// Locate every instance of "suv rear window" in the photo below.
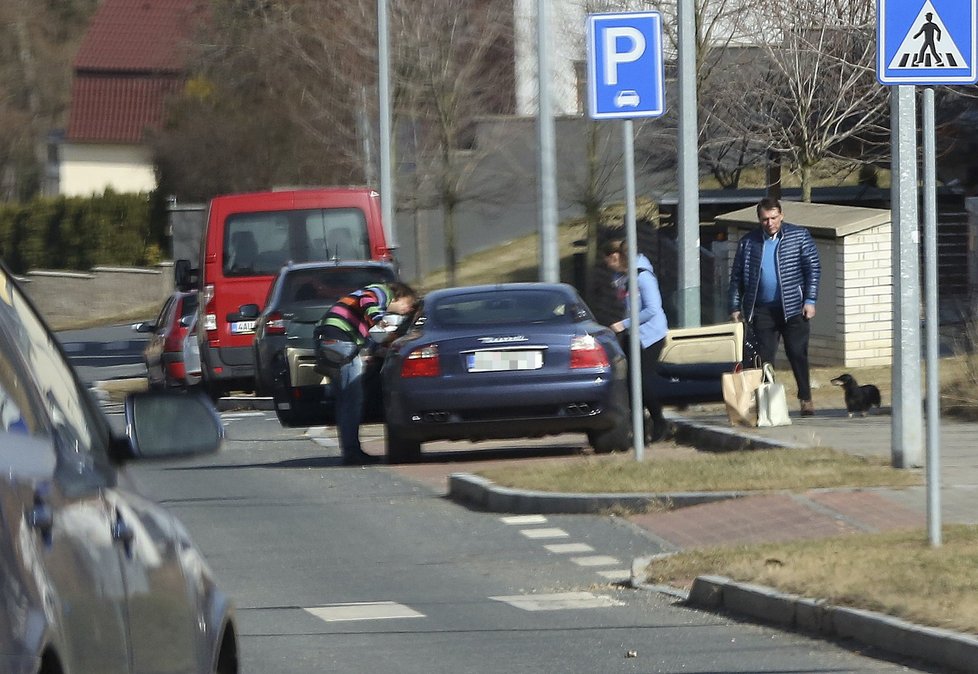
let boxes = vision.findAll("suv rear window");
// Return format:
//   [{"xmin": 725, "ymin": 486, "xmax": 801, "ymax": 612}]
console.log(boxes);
[
  {"xmin": 281, "ymin": 267, "xmax": 396, "ymax": 307},
  {"xmin": 223, "ymin": 208, "xmax": 370, "ymax": 277}
]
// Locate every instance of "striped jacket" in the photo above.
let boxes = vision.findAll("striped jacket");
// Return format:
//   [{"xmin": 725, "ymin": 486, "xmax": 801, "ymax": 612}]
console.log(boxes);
[
  {"xmin": 318, "ymin": 283, "xmax": 393, "ymax": 346},
  {"xmin": 728, "ymin": 223, "xmax": 820, "ymax": 321}
]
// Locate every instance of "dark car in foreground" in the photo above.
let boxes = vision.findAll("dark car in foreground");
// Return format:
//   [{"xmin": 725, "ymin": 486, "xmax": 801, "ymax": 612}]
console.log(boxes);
[
  {"xmin": 252, "ymin": 260, "xmax": 397, "ymax": 426},
  {"xmin": 380, "ymin": 283, "xmax": 632, "ymax": 462},
  {"xmin": 132, "ymin": 289, "xmax": 199, "ymax": 389},
  {"xmin": 0, "ymin": 263, "xmax": 237, "ymax": 674}
]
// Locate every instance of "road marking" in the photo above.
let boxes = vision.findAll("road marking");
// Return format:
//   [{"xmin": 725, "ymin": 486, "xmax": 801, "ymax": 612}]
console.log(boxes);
[
  {"xmin": 570, "ymin": 555, "xmax": 621, "ymax": 567},
  {"xmin": 519, "ymin": 527, "xmax": 569, "ymax": 539},
  {"xmin": 544, "ymin": 542, "xmax": 594, "ymax": 554},
  {"xmin": 304, "ymin": 601, "xmax": 425, "ymax": 623},
  {"xmin": 222, "ymin": 411, "xmax": 266, "ymax": 419},
  {"xmin": 304, "ymin": 426, "xmax": 339, "ymax": 448},
  {"xmin": 490, "ymin": 591, "xmax": 624, "ymax": 611},
  {"xmin": 500, "ymin": 515, "xmax": 548, "ymax": 525},
  {"xmin": 597, "ymin": 569, "xmax": 632, "ymax": 582}
]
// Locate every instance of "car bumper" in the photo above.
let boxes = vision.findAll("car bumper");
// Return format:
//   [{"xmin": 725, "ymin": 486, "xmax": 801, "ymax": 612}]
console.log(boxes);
[
  {"xmin": 286, "ymin": 346, "xmax": 332, "ymax": 389},
  {"xmin": 386, "ymin": 375, "xmax": 626, "ymax": 442}
]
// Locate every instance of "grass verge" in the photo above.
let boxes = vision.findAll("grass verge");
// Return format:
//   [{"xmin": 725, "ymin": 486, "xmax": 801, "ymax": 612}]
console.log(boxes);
[
  {"xmin": 645, "ymin": 525, "xmax": 978, "ymax": 635},
  {"xmin": 477, "ymin": 446, "xmax": 921, "ymax": 494}
]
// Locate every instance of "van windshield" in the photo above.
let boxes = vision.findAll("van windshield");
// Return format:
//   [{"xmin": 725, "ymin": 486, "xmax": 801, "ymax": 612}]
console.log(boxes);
[{"xmin": 223, "ymin": 208, "xmax": 370, "ymax": 277}]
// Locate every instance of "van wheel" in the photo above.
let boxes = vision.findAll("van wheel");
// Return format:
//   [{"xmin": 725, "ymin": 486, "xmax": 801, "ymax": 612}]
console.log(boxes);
[{"xmin": 385, "ymin": 424, "xmax": 421, "ymax": 463}]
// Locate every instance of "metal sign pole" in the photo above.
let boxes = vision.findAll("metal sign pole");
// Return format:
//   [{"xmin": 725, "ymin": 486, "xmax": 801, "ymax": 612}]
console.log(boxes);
[
  {"xmin": 622, "ymin": 119, "xmax": 644, "ymax": 461},
  {"xmin": 922, "ymin": 86, "xmax": 942, "ymax": 546},
  {"xmin": 890, "ymin": 86, "xmax": 923, "ymax": 469}
]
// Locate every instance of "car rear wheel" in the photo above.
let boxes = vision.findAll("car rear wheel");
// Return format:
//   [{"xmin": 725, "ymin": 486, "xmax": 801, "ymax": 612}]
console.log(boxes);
[
  {"xmin": 588, "ymin": 423, "xmax": 631, "ymax": 454},
  {"xmin": 385, "ymin": 424, "xmax": 421, "ymax": 463}
]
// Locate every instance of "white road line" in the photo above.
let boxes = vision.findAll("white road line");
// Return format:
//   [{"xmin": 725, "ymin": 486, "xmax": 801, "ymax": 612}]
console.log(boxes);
[
  {"xmin": 500, "ymin": 515, "xmax": 548, "ymax": 525},
  {"xmin": 544, "ymin": 542, "xmax": 594, "ymax": 554},
  {"xmin": 304, "ymin": 601, "xmax": 425, "ymax": 623},
  {"xmin": 490, "ymin": 592, "xmax": 624, "ymax": 611},
  {"xmin": 570, "ymin": 555, "xmax": 620, "ymax": 567},
  {"xmin": 222, "ymin": 411, "xmax": 266, "ymax": 419},
  {"xmin": 519, "ymin": 528, "xmax": 569, "ymax": 539},
  {"xmin": 597, "ymin": 569, "xmax": 632, "ymax": 582}
]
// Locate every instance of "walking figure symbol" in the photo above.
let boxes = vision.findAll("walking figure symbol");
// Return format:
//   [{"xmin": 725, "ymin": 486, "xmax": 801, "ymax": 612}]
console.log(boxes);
[{"xmin": 912, "ymin": 12, "xmax": 943, "ymax": 66}]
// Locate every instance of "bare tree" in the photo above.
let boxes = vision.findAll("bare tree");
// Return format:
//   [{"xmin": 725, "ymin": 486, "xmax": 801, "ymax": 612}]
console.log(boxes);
[
  {"xmin": 154, "ymin": 0, "xmax": 377, "ymax": 199},
  {"xmin": 710, "ymin": 0, "xmax": 889, "ymax": 200},
  {"xmin": 389, "ymin": 0, "xmax": 516, "ymax": 286},
  {"xmin": 0, "ymin": 0, "xmax": 98, "ymax": 201}
]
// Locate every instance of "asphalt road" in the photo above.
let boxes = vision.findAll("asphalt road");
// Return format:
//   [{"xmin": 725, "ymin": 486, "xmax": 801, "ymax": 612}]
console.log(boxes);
[
  {"xmin": 74, "ymin": 327, "xmax": 933, "ymax": 673},
  {"xmin": 112, "ymin": 408, "xmax": 927, "ymax": 674}
]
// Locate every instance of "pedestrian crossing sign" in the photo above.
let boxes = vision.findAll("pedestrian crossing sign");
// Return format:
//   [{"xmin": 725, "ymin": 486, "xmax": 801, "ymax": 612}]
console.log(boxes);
[{"xmin": 878, "ymin": 0, "xmax": 978, "ymax": 84}]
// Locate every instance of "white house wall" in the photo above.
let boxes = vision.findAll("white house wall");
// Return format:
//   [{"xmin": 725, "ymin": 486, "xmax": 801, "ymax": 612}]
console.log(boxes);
[{"xmin": 59, "ymin": 143, "xmax": 157, "ymax": 196}]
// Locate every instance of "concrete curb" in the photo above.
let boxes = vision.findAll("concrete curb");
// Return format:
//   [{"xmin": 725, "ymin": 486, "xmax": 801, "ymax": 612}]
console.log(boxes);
[
  {"xmin": 447, "ymin": 472, "xmax": 742, "ymax": 514},
  {"xmin": 443, "ymin": 415, "xmax": 804, "ymax": 516},
  {"xmin": 684, "ymin": 575, "xmax": 978, "ymax": 673},
  {"xmin": 669, "ymin": 414, "xmax": 809, "ymax": 452}
]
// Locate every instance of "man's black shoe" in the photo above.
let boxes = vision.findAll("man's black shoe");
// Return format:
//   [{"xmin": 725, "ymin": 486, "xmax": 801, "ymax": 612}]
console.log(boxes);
[{"xmin": 342, "ymin": 452, "xmax": 381, "ymax": 466}]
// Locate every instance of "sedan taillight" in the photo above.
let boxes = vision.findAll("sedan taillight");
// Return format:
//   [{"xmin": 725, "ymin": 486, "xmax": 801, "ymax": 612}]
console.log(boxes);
[
  {"xmin": 570, "ymin": 335, "xmax": 609, "ymax": 369},
  {"xmin": 265, "ymin": 311, "xmax": 287, "ymax": 335},
  {"xmin": 401, "ymin": 344, "xmax": 441, "ymax": 378}
]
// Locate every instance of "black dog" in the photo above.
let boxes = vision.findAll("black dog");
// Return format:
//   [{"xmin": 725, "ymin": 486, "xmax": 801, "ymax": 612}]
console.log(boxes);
[{"xmin": 830, "ymin": 374, "xmax": 881, "ymax": 417}]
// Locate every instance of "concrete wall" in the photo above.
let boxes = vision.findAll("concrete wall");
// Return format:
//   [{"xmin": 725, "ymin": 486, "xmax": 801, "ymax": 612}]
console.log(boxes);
[{"xmin": 19, "ymin": 264, "xmax": 174, "ymax": 329}]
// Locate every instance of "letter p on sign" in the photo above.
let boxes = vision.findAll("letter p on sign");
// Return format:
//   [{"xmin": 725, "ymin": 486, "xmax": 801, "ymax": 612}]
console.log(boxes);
[
  {"xmin": 603, "ymin": 27, "xmax": 646, "ymax": 86},
  {"xmin": 587, "ymin": 12, "xmax": 665, "ymax": 119}
]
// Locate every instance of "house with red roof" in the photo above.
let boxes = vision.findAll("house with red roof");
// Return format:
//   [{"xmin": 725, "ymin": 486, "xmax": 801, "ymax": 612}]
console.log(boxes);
[{"xmin": 57, "ymin": 0, "xmax": 205, "ymax": 196}]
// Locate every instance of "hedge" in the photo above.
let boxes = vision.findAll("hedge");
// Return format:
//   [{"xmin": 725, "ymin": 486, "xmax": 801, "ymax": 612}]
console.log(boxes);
[{"xmin": 0, "ymin": 190, "xmax": 169, "ymax": 274}]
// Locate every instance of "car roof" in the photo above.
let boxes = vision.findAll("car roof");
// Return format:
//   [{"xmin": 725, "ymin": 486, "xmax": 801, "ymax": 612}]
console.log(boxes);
[
  {"xmin": 422, "ymin": 282, "xmax": 576, "ymax": 302},
  {"xmin": 277, "ymin": 260, "xmax": 396, "ymax": 275}
]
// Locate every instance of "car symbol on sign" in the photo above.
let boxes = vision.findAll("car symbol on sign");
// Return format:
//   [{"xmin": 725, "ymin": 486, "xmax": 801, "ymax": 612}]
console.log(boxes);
[{"xmin": 614, "ymin": 90, "xmax": 640, "ymax": 108}]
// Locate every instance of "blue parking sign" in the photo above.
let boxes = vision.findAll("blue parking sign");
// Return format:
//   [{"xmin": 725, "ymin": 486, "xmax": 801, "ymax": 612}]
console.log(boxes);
[
  {"xmin": 587, "ymin": 12, "xmax": 665, "ymax": 119},
  {"xmin": 878, "ymin": 0, "xmax": 978, "ymax": 85}
]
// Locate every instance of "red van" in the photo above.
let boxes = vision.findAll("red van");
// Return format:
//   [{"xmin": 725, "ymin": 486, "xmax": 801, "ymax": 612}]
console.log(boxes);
[{"xmin": 177, "ymin": 187, "xmax": 392, "ymax": 398}]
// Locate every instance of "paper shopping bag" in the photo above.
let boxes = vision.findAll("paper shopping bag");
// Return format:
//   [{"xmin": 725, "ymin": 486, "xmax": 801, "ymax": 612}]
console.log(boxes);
[
  {"xmin": 721, "ymin": 366, "xmax": 763, "ymax": 427},
  {"xmin": 757, "ymin": 363, "xmax": 792, "ymax": 427}
]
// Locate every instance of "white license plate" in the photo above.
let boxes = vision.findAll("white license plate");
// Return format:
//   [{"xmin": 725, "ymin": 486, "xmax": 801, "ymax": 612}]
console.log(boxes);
[
  {"xmin": 467, "ymin": 350, "xmax": 542, "ymax": 372},
  {"xmin": 230, "ymin": 320, "xmax": 256, "ymax": 334}
]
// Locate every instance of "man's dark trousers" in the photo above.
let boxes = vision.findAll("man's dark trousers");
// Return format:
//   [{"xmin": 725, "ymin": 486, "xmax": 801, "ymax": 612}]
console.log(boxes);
[{"xmin": 751, "ymin": 303, "xmax": 811, "ymax": 401}]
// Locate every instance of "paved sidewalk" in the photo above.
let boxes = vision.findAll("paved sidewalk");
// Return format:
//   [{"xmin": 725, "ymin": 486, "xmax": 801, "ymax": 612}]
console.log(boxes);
[{"xmin": 659, "ymin": 403, "xmax": 978, "ymax": 540}]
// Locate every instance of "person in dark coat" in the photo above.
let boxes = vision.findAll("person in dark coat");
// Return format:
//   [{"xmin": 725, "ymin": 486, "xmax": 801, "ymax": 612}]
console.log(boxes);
[{"xmin": 728, "ymin": 198, "xmax": 821, "ymax": 416}]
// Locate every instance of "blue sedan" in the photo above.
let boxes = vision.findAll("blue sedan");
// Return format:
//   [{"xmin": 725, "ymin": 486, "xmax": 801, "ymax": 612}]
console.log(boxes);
[{"xmin": 381, "ymin": 283, "xmax": 631, "ymax": 463}]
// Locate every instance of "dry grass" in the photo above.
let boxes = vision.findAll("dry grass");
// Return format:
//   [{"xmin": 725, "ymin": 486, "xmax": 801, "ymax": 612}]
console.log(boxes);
[
  {"xmin": 478, "ymin": 446, "xmax": 920, "ymax": 494},
  {"xmin": 645, "ymin": 525, "xmax": 978, "ymax": 635}
]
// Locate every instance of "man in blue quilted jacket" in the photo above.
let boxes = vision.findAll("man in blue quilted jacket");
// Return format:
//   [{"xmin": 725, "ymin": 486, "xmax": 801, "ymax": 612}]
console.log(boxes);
[{"xmin": 728, "ymin": 198, "xmax": 821, "ymax": 416}]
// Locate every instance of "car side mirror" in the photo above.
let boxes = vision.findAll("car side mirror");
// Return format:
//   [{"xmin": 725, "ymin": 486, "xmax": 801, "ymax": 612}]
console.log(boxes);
[
  {"xmin": 132, "ymin": 321, "xmax": 156, "ymax": 333},
  {"xmin": 174, "ymin": 259, "xmax": 198, "ymax": 291},
  {"xmin": 112, "ymin": 392, "xmax": 223, "ymax": 464}
]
